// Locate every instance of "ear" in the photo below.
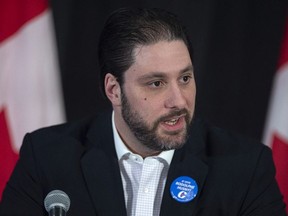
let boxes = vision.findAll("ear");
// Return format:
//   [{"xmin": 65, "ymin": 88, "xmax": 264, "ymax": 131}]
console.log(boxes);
[{"xmin": 104, "ymin": 73, "xmax": 121, "ymax": 106}]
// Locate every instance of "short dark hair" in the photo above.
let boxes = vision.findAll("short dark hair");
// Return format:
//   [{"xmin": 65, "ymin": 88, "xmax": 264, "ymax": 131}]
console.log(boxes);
[{"xmin": 98, "ymin": 7, "xmax": 193, "ymax": 97}]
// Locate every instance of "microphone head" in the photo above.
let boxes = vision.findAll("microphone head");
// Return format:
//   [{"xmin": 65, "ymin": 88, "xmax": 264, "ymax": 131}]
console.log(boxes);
[{"xmin": 44, "ymin": 190, "xmax": 71, "ymax": 212}]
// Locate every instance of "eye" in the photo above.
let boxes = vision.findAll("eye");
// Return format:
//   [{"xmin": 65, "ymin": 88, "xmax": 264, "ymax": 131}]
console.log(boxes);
[
  {"xmin": 148, "ymin": 80, "xmax": 164, "ymax": 88},
  {"xmin": 153, "ymin": 81, "xmax": 161, "ymax": 87},
  {"xmin": 180, "ymin": 75, "xmax": 192, "ymax": 84}
]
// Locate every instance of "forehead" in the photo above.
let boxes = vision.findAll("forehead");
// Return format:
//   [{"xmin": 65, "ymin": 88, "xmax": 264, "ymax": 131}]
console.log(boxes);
[{"xmin": 127, "ymin": 40, "xmax": 192, "ymax": 78}]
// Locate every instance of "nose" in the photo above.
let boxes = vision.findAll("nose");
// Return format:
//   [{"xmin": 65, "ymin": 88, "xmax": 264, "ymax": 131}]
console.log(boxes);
[{"xmin": 164, "ymin": 83, "xmax": 187, "ymax": 109}]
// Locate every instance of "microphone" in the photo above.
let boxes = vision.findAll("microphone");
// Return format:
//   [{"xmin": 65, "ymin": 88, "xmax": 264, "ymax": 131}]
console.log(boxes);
[{"xmin": 44, "ymin": 190, "xmax": 71, "ymax": 216}]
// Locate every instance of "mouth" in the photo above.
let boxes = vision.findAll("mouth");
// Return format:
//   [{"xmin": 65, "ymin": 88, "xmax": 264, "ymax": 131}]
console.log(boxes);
[
  {"xmin": 164, "ymin": 117, "xmax": 181, "ymax": 126},
  {"xmin": 161, "ymin": 114, "xmax": 186, "ymax": 130}
]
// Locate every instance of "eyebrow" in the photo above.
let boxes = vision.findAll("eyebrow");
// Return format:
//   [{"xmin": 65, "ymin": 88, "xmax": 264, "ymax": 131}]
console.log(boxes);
[
  {"xmin": 180, "ymin": 65, "xmax": 194, "ymax": 74},
  {"xmin": 137, "ymin": 65, "xmax": 194, "ymax": 81}
]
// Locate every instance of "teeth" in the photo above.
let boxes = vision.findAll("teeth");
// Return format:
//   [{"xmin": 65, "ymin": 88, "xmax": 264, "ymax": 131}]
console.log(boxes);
[{"xmin": 165, "ymin": 118, "xmax": 178, "ymax": 125}]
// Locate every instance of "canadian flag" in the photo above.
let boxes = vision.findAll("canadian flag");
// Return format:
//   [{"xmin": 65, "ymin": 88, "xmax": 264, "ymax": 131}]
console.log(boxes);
[
  {"xmin": 263, "ymin": 16, "xmax": 288, "ymax": 213},
  {"xmin": 0, "ymin": 0, "xmax": 65, "ymax": 199}
]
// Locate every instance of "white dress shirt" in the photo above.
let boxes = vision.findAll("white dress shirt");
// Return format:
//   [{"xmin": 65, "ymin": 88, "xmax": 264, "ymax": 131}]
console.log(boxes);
[{"xmin": 112, "ymin": 112, "xmax": 174, "ymax": 216}]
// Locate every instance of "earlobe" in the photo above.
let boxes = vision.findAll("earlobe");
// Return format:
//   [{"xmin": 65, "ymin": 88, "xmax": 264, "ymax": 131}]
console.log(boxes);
[{"xmin": 104, "ymin": 73, "xmax": 121, "ymax": 106}]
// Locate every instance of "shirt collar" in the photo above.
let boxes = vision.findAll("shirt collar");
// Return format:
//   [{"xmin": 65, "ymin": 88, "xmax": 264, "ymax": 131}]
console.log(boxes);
[{"xmin": 112, "ymin": 111, "xmax": 174, "ymax": 165}]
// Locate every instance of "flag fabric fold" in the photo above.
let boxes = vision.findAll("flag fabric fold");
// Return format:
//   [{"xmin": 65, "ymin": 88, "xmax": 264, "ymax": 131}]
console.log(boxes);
[
  {"xmin": 0, "ymin": 0, "xmax": 65, "ymax": 199},
  {"xmin": 263, "ymin": 16, "xmax": 288, "ymax": 213}
]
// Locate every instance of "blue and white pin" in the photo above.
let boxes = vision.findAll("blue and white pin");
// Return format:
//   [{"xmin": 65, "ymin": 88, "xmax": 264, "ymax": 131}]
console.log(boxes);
[{"xmin": 170, "ymin": 176, "xmax": 198, "ymax": 203}]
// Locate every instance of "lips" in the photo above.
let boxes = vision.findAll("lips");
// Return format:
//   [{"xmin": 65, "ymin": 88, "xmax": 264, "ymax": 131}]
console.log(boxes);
[
  {"xmin": 164, "ymin": 117, "xmax": 180, "ymax": 126},
  {"xmin": 161, "ymin": 114, "xmax": 186, "ymax": 131}
]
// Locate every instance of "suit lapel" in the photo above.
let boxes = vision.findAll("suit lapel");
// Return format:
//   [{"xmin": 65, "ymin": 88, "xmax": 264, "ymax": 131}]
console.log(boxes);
[
  {"xmin": 160, "ymin": 119, "xmax": 209, "ymax": 216},
  {"xmin": 81, "ymin": 112, "xmax": 127, "ymax": 216},
  {"xmin": 160, "ymin": 151, "xmax": 208, "ymax": 216}
]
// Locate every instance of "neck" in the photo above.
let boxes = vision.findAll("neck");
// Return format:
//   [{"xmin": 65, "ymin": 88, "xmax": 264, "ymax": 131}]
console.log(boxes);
[{"xmin": 114, "ymin": 110, "xmax": 160, "ymax": 158}]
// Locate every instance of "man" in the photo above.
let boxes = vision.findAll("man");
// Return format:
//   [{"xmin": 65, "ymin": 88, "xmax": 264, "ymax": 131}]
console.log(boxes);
[{"xmin": 0, "ymin": 7, "xmax": 286, "ymax": 216}]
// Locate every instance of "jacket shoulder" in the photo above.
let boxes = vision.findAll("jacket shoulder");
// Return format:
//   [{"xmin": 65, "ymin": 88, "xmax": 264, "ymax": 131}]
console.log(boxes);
[
  {"xmin": 31, "ymin": 116, "xmax": 94, "ymax": 140},
  {"xmin": 24, "ymin": 112, "xmax": 112, "ymax": 150},
  {"xmin": 190, "ymin": 118, "xmax": 268, "ymax": 156}
]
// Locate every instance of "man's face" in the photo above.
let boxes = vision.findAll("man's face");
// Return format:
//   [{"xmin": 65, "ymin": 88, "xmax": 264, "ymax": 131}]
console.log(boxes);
[{"xmin": 114, "ymin": 40, "xmax": 196, "ymax": 155}]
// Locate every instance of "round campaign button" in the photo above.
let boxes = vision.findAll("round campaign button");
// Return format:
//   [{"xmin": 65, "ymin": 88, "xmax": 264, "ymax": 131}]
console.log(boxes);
[{"xmin": 170, "ymin": 176, "xmax": 198, "ymax": 203}]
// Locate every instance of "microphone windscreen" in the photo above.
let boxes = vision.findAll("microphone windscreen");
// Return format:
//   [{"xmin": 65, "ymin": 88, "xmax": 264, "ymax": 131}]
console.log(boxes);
[{"xmin": 44, "ymin": 190, "xmax": 71, "ymax": 212}]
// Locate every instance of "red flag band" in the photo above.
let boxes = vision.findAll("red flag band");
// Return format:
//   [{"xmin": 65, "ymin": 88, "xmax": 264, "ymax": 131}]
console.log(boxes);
[
  {"xmin": 263, "ymin": 15, "xmax": 288, "ymax": 213},
  {"xmin": 0, "ymin": 0, "xmax": 65, "ymax": 199}
]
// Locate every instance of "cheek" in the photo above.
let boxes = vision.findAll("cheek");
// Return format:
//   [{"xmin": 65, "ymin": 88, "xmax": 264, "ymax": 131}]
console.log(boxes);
[
  {"xmin": 182, "ymin": 89, "xmax": 196, "ymax": 114},
  {"xmin": 186, "ymin": 86, "xmax": 196, "ymax": 103},
  {"xmin": 188, "ymin": 92, "xmax": 196, "ymax": 103},
  {"xmin": 187, "ymin": 94, "xmax": 196, "ymax": 109},
  {"xmin": 137, "ymin": 97, "xmax": 162, "ymax": 118}
]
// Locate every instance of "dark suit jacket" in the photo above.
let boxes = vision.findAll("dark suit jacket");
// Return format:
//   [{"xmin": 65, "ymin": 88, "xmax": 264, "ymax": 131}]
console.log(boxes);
[{"xmin": 0, "ymin": 112, "xmax": 286, "ymax": 216}]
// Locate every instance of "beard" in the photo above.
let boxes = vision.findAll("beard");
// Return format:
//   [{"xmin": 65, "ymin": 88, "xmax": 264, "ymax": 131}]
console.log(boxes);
[{"xmin": 121, "ymin": 91, "xmax": 192, "ymax": 152}]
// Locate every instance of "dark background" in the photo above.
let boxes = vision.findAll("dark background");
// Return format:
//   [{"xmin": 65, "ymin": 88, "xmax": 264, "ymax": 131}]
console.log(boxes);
[{"xmin": 49, "ymin": 0, "xmax": 287, "ymax": 141}]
